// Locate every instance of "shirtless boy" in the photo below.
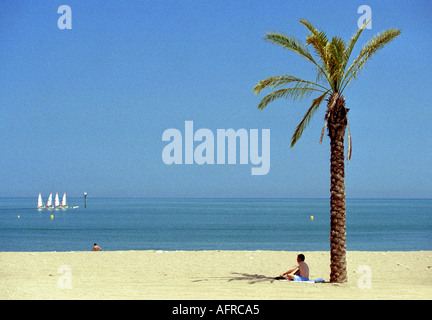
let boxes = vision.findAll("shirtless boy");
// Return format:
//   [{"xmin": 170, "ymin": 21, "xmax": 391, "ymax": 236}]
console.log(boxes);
[
  {"xmin": 92, "ymin": 243, "xmax": 102, "ymax": 251},
  {"xmin": 279, "ymin": 254, "xmax": 309, "ymax": 281}
]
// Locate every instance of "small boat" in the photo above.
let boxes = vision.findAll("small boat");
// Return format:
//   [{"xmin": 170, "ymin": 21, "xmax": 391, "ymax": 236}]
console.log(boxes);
[
  {"xmin": 54, "ymin": 193, "xmax": 60, "ymax": 209},
  {"xmin": 60, "ymin": 193, "xmax": 68, "ymax": 209},
  {"xmin": 37, "ymin": 193, "xmax": 46, "ymax": 210},
  {"xmin": 46, "ymin": 193, "xmax": 54, "ymax": 210}
]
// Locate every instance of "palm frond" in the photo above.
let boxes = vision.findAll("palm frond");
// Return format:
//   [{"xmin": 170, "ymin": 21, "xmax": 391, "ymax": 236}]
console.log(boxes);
[
  {"xmin": 253, "ymin": 75, "xmax": 328, "ymax": 95},
  {"xmin": 319, "ymin": 93, "xmax": 339, "ymax": 144},
  {"xmin": 347, "ymin": 118, "xmax": 352, "ymax": 163},
  {"xmin": 300, "ymin": 19, "xmax": 329, "ymax": 58},
  {"xmin": 340, "ymin": 28, "xmax": 401, "ymax": 92},
  {"xmin": 305, "ymin": 33, "xmax": 328, "ymax": 65},
  {"xmin": 319, "ymin": 120, "xmax": 327, "ymax": 144},
  {"xmin": 264, "ymin": 32, "xmax": 330, "ymax": 84},
  {"xmin": 358, "ymin": 28, "xmax": 401, "ymax": 61},
  {"xmin": 300, "ymin": 19, "xmax": 331, "ymax": 82},
  {"xmin": 264, "ymin": 32, "xmax": 313, "ymax": 62},
  {"xmin": 327, "ymin": 36, "xmax": 347, "ymax": 91},
  {"xmin": 315, "ymin": 66, "xmax": 328, "ymax": 84},
  {"xmin": 256, "ymin": 87, "xmax": 327, "ymax": 110},
  {"xmin": 341, "ymin": 19, "xmax": 371, "ymax": 74},
  {"xmin": 291, "ymin": 92, "xmax": 328, "ymax": 147}
]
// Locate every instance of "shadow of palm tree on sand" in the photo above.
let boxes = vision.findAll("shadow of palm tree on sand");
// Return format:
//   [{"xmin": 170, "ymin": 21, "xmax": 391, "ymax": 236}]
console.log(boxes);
[{"xmin": 192, "ymin": 272, "xmax": 277, "ymax": 284}]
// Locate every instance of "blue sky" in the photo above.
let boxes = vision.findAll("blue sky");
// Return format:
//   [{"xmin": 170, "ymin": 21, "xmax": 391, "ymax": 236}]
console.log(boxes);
[{"xmin": 0, "ymin": 0, "xmax": 431, "ymax": 198}]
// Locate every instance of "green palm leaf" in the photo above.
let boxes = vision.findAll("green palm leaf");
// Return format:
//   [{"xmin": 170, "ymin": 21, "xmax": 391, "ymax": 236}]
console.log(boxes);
[
  {"xmin": 341, "ymin": 19, "xmax": 371, "ymax": 75},
  {"xmin": 264, "ymin": 32, "xmax": 329, "ymax": 83},
  {"xmin": 263, "ymin": 32, "xmax": 313, "ymax": 62},
  {"xmin": 291, "ymin": 92, "xmax": 328, "ymax": 147},
  {"xmin": 340, "ymin": 28, "xmax": 401, "ymax": 92},
  {"xmin": 256, "ymin": 86, "xmax": 326, "ymax": 110},
  {"xmin": 327, "ymin": 36, "xmax": 346, "ymax": 91},
  {"xmin": 253, "ymin": 75, "xmax": 328, "ymax": 95},
  {"xmin": 300, "ymin": 19, "xmax": 329, "ymax": 62}
]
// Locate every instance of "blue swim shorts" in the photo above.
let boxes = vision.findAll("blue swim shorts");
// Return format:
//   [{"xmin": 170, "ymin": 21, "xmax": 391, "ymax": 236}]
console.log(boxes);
[{"xmin": 293, "ymin": 275, "xmax": 309, "ymax": 282}]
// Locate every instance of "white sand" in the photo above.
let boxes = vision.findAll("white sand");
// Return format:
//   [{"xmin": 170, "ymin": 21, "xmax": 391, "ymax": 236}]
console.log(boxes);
[{"xmin": 0, "ymin": 250, "xmax": 431, "ymax": 300}]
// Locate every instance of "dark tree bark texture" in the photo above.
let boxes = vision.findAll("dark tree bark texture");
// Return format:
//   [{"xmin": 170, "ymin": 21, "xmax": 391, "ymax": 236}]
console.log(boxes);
[{"xmin": 327, "ymin": 94, "xmax": 348, "ymax": 283}]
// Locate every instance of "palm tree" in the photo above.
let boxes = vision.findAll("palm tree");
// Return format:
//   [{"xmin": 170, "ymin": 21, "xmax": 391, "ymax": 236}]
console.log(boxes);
[{"xmin": 253, "ymin": 19, "xmax": 401, "ymax": 283}]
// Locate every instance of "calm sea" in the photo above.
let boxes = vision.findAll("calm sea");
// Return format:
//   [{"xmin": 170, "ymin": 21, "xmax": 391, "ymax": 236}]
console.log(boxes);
[{"xmin": 0, "ymin": 198, "xmax": 430, "ymax": 252}]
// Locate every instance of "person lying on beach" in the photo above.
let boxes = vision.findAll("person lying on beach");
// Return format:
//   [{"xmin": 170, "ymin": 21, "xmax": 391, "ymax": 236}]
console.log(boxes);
[
  {"xmin": 277, "ymin": 254, "xmax": 309, "ymax": 281},
  {"xmin": 92, "ymin": 243, "xmax": 102, "ymax": 251}
]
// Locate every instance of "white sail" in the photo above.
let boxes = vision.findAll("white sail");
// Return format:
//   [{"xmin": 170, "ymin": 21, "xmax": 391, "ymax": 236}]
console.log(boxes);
[
  {"xmin": 55, "ymin": 193, "xmax": 60, "ymax": 207},
  {"xmin": 37, "ymin": 193, "xmax": 44, "ymax": 209},
  {"xmin": 46, "ymin": 193, "xmax": 53, "ymax": 208},
  {"xmin": 61, "ymin": 193, "xmax": 67, "ymax": 208}
]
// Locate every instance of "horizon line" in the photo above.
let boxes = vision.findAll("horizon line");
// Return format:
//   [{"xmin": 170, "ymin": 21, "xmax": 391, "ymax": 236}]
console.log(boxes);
[{"xmin": 1, "ymin": 196, "xmax": 431, "ymax": 200}]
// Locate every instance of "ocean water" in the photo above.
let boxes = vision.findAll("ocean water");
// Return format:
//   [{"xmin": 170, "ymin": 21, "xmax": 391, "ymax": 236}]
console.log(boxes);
[{"xmin": 0, "ymin": 198, "xmax": 430, "ymax": 252}]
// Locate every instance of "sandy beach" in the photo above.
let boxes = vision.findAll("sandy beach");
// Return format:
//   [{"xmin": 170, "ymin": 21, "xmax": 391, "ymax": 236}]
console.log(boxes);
[{"xmin": 0, "ymin": 250, "xmax": 431, "ymax": 300}]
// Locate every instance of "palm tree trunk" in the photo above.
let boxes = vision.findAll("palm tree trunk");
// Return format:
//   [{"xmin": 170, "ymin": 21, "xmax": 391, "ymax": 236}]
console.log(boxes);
[{"xmin": 327, "ymin": 94, "xmax": 348, "ymax": 283}]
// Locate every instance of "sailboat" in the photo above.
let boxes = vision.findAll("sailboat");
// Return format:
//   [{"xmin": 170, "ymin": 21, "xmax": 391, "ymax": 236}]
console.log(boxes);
[
  {"xmin": 60, "ymin": 193, "xmax": 68, "ymax": 209},
  {"xmin": 37, "ymin": 193, "xmax": 46, "ymax": 210},
  {"xmin": 54, "ymin": 193, "xmax": 60, "ymax": 210},
  {"xmin": 46, "ymin": 193, "xmax": 53, "ymax": 210}
]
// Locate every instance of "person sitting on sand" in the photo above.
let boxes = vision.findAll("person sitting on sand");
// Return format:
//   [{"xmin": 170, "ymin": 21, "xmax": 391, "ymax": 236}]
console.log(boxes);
[
  {"xmin": 92, "ymin": 243, "xmax": 102, "ymax": 251},
  {"xmin": 279, "ymin": 254, "xmax": 309, "ymax": 281}
]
